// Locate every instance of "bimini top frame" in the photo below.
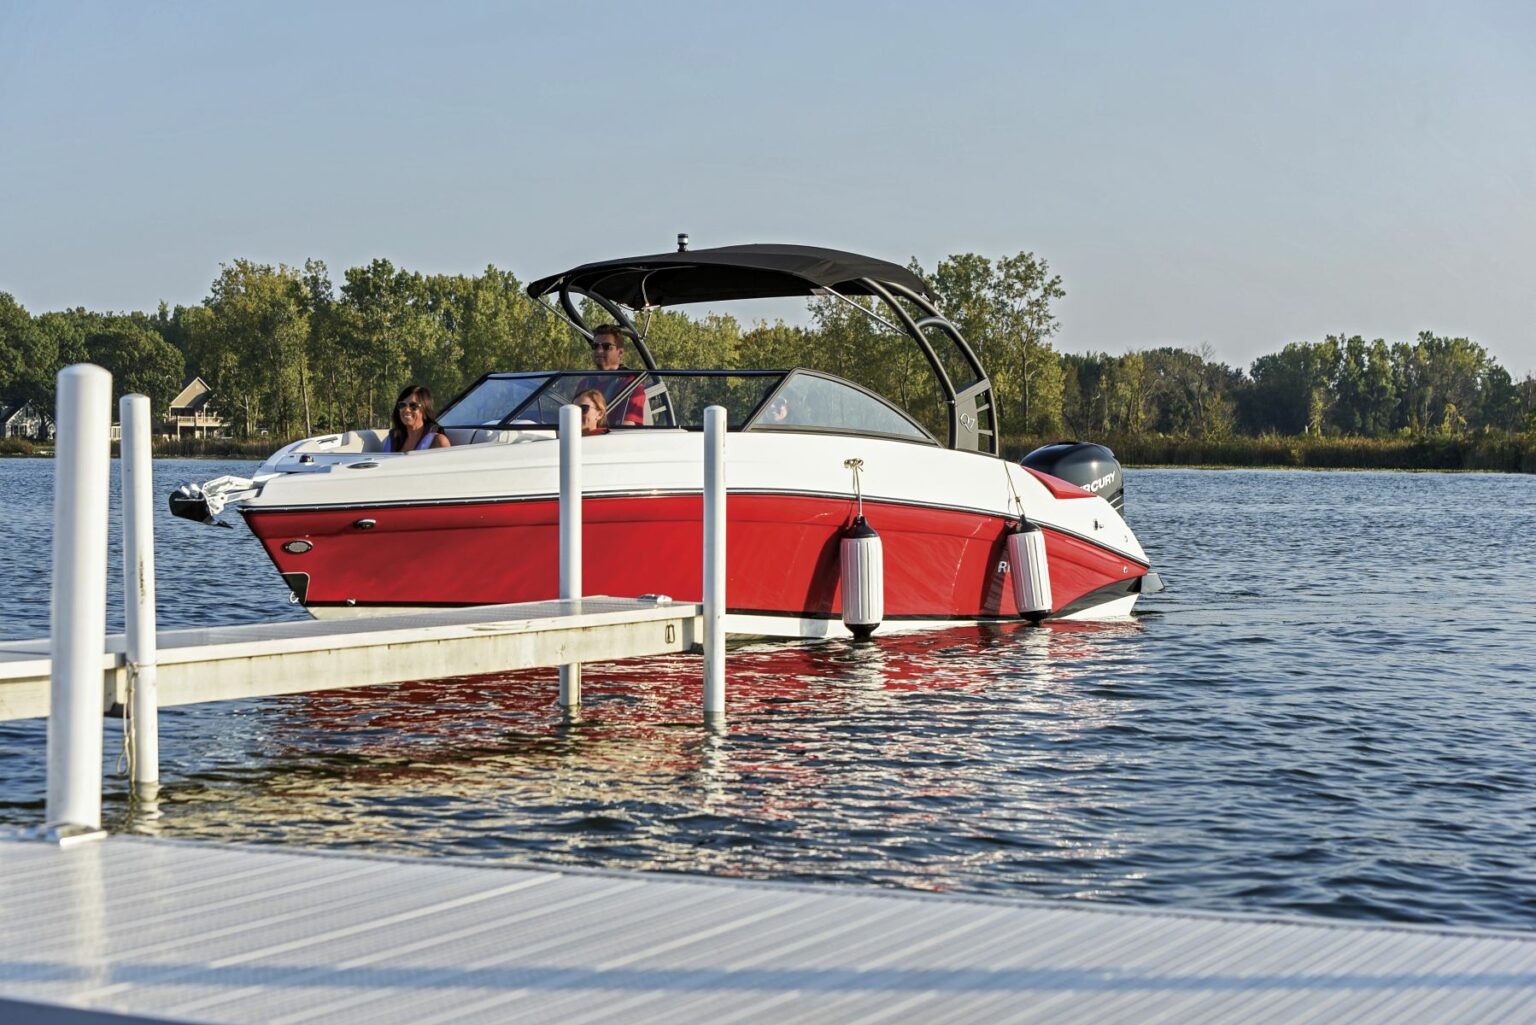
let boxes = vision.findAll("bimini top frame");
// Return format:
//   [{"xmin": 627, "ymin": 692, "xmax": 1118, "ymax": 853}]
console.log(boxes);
[{"xmin": 526, "ymin": 243, "xmax": 1000, "ymax": 455}]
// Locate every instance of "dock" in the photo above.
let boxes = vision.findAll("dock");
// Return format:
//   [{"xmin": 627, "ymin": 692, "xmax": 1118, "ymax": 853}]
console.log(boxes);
[
  {"xmin": 20, "ymin": 375, "xmax": 732, "ymax": 820},
  {"xmin": 2, "ymin": 835, "xmax": 1533, "ymax": 1024},
  {"xmin": 0, "ymin": 597, "xmax": 701, "ymax": 723}
]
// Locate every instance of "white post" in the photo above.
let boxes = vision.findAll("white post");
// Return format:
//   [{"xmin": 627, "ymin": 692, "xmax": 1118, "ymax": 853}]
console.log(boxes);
[
  {"xmin": 120, "ymin": 394, "xmax": 159, "ymax": 796},
  {"xmin": 45, "ymin": 364, "xmax": 112, "ymax": 837},
  {"xmin": 558, "ymin": 403, "xmax": 582, "ymax": 708},
  {"xmin": 702, "ymin": 405, "xmax": 726, "ymax": 722}
]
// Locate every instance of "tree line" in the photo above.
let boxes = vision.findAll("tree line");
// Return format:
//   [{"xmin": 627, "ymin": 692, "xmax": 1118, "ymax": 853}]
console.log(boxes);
[{"xmin": 3, "ymin": 254, "xmax": 1532, "ymax": 450}]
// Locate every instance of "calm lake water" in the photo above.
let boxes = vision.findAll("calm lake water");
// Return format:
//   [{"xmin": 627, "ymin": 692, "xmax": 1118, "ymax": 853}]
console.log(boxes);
[{"xmin": 2, "ymin": 458, "xmax": 1533, "ymax": 930}]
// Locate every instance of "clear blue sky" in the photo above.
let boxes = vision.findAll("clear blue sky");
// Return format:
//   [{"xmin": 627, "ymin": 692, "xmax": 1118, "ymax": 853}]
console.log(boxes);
[{"xmin": 2, "ymin": 1, "xmax": 1532, "ymax": 373}]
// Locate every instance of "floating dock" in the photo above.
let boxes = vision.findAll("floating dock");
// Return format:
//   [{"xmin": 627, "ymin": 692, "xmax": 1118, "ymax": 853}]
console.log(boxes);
[
  {"xmin": 1, "ymin": 835, "xmax": 1532, "ymax": 1024},
  {"xmin": 0, "ymin": 598, "xmax": 702, "ymax": 723}
]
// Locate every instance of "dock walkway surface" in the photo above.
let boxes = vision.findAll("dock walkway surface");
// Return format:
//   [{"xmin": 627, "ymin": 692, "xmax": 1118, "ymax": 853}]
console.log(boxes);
[
  {"xmin": 0, "ymin": 598, "xmax": 701, "ymax": 722},
  {"xmin": 1, "ymin": 836, "xmax": 1532, "ymax": 1024}
]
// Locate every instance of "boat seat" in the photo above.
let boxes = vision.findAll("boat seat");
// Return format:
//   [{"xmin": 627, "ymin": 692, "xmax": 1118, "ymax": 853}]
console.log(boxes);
[{"xmin": 288, "ymin": 429, "xmax": 384, "ymax": 455}]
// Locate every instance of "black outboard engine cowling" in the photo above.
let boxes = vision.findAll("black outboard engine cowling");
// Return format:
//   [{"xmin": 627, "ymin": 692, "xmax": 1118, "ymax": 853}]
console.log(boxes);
[
  {"xmin": 1021, "ymin": 442, "xmax": 1125, "ymax": 513},
  {"xmin": 169, "ymin": 484, "xmax": 215, "ymax": 525}
]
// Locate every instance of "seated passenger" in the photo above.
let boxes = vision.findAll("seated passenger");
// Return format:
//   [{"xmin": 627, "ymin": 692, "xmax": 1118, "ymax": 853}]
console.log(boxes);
[
  {"xmin": 574, "ymin": 389, "xmax": 610, "ymax": 436},
  {"xmin": 383, "ymin": 385, "xmax": 451, "ymax": 452},
  {"xmin": 578, "ymin": 324, "xmax": 647, "ymax": 426}
]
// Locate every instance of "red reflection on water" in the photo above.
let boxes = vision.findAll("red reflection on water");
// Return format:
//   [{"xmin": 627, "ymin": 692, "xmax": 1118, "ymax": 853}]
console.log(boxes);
[{"xmin": 284, "ymin": 618, "xmax": 1141, "ymax": 745}]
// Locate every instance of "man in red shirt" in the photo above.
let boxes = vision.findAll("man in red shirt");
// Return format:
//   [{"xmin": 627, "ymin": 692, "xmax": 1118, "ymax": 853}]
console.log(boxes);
[{"xmin": 580, "ymin": 324, "xmax": 647, "ymax": 427}]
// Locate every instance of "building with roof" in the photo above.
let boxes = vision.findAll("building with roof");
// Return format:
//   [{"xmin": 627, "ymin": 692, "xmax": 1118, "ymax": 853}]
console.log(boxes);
[
  {"xmin": 166, "ymin": 376, "xmax": 228, "ymax": 438},
  {"xmin": 1, "ymin": 401, "xmax": 52, "ymax": 441}
]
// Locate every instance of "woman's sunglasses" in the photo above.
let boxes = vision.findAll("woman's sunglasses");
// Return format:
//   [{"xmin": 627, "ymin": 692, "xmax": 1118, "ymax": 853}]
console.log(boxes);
[{"xmin": 396, "ymin": 401, "xmax": 422, "ymax": 412}]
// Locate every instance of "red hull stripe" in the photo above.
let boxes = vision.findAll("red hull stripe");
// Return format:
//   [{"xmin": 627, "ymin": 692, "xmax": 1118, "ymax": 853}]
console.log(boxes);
[
  {"xmin": 1021, "ymin": 467, "xmax": 1095, "ymax": 499},
  {"xmin": 246, "ymin": 494, "xmax": 1144, "ymax": 618}
]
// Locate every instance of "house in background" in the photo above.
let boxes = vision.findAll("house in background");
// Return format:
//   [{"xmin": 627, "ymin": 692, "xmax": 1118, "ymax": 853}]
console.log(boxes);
[
  {"xmin": 1, "ymin": 400, "xmax": 52, "ymax": 441},
  {"xmin": 166, "ymin": 377, "xmax": 228, "ymax": 438}
]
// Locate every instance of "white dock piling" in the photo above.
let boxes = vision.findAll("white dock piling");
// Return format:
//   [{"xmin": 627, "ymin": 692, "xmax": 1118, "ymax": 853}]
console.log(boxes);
[
  {"xmin": 119, "ymin": 394, "xmax": 159, "ymax": 796},
  {"xmin": 702, "ymin": 405, "xmax": 726, "ymax": 721},
  {"xmin": 558, "ymin": 403, "xmax": 582, "ymax": 708},
  {"xmin": 45, "ymin": 364, "xmax": 112, "ymax": 837}
]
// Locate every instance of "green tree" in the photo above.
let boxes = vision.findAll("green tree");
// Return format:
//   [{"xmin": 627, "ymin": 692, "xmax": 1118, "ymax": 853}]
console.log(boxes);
[
  {"xmin": 1243, "ymin": 340, "xmax": 1339, "ymax": 435},
  {"xmin": 1105, "ymin": 352, "xmax": 1148, "ymax": 433},
  {"xmin": 0, "ymin": 293, "xmax": 54, "ymax": 413},
  {"xmin": 85, "ymin": 317, "xmax": 185, "ymax": 412},
  {"xmin": 335, "ymin": 260, "xmax": 410, "ymax": 427},
  {"xmin": 931, "ymin": 252, "xmax": 1065, "ymax": 436},
  {"xmin": 738, "ymin": 320, "xmax": 814, "ymax": 370},
  {"xmin": 642, "ymin": 309, "xmax": 740, "ymax": 370},
  {"xmin": 182, "ymin": 261, "xmax": 311, "ymax": 437},
  {"xmin": 456, "ymin": 266, "xmax": 526, "ymax": 382}
]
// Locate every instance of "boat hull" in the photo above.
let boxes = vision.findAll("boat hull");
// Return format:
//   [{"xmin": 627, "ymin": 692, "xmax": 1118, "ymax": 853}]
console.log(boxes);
[{"xmin": 245, "ymin": 490, "xmax": 1147, "ymax": 637}]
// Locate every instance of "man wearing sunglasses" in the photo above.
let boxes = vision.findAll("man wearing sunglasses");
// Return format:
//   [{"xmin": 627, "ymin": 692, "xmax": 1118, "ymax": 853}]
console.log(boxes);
[{"xmin": 579, "ymin": 324, "xmax": 647, "ymax": 427}]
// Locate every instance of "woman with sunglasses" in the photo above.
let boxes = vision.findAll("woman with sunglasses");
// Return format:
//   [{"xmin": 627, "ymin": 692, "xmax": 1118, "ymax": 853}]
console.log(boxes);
[
  {"xmin": 573, "ymin": 389, "xmax": 610, "ymax": 436},
  {"xmin": 383, "ymin": 385, "xmax": 452, "ymax": 452}
]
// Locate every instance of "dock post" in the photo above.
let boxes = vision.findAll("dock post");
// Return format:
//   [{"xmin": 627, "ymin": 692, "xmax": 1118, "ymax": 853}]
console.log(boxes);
[
  {"xmin": 120, "ymin": 394, "xmax": 160, "ymax": 798},
  {"xmin": 702, "ymin": 405, "xmax": 726, "ymax": 723},
  {"xmin": 558, "ymin": 403, "xmax": 582, "ymax": 708},
  {"xmin": 44, "ymin": 364, "xmax": 112, "ymax": 840}
]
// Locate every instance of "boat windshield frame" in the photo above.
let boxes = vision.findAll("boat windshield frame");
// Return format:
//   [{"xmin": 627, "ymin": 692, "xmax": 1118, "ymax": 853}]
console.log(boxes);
[{"xmin": 438, "ymin": 369, "xmax": 940, "ymax": 445}]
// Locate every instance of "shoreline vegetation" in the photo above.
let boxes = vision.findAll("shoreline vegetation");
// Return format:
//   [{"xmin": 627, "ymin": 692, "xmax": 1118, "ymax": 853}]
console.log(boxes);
[
  {"xmin": 1016, "ymin": 434, "xmax": 1536, "ymax": 473},
  {"xmin": 4, "ymin": 252, "xmax": 1533, "ymax": 474},
  {"xmin": 4, "ymin": 433, "xmax": 1533, "ymax": 473}
]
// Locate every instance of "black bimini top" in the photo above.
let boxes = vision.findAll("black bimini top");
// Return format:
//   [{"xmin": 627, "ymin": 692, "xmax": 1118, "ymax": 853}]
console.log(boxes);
[{"xmin": 526, "ymin": 243, "xmax": 935, "ymax": 308}]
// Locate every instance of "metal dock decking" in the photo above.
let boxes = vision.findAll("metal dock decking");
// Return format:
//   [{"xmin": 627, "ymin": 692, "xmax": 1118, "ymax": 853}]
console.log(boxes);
[
  {"xmin": 1, "ymin": 836, "xmax": 1532, "ymax": 1024},
  {"xmin": 0, "ymin": 597, "xmax": 702, "ymax": 723}
]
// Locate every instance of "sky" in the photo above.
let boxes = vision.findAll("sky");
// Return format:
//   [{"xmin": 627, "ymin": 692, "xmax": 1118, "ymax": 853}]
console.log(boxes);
[{"xmin": 2, "ymin": 1, "xmax": 1533, "ymax": 374}]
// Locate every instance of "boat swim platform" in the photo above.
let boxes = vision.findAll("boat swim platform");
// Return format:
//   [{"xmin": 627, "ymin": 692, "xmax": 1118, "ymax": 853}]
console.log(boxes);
[
  {"xmin": 0, "ymin": 598, "xmax": 702, "ymax": 723},
  {"xmin": 0, "ymin": 836, "xmax": 1532, "ymax": 1024}
]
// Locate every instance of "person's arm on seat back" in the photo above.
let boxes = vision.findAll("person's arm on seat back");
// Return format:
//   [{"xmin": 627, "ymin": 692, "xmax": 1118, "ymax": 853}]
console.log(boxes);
[{"xmin": 623, "ymin": 387, "xmax": 646, "ymax": 426}]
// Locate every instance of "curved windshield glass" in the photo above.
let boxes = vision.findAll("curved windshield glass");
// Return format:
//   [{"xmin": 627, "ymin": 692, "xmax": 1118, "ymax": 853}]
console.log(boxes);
[
  {"xmin": 750, "ymin": 372, "xmax": 935, "ymax": 442},
  {"xmin": 442, "ymin": 372, "xmax": 788, "ymax": 430},
  {"xmin": 439, "ymin": 375, "xmax": 550, "ymax": 427}
]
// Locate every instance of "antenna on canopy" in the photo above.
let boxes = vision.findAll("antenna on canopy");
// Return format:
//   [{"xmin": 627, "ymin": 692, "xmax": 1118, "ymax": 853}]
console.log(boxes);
[{"xmin": 676, "ymin": 232, "xmax": 690, "ymax": 252}]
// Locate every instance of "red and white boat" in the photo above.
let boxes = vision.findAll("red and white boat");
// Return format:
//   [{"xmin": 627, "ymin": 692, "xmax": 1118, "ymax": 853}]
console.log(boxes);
[{"xmin": 172, "ymin": 244, "xmax": 1159, "ymax": 638}]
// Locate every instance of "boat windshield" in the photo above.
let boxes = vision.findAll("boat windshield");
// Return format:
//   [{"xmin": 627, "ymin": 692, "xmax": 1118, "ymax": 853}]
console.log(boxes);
[
  {"xmin": 438, "ymin": 374, "xmax": 552, "ymax": 428},
  {"xmin": 440, "ymin": 369, "xmax": 938, "ymax": 442},
  {"xmin": 746, "ymin": 371, "xmax": 935, "ymax": 443},
  {"xmin": 440, "ymin": 371, "xmax": 787, "ymax": 430}
]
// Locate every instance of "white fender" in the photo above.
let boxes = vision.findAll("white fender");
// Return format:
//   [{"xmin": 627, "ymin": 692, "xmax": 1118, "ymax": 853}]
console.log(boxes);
[
  {"xmin": 840, "ymin": 516, "xmax": 884, "ymax": 639},
  {"xmin": 1007, "ymin": 522, "xmax": 1052, "ymax": 621}
]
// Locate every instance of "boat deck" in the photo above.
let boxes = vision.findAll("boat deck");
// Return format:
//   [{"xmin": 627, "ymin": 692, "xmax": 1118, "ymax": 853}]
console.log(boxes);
[{"xmin": 1, "ymin": 836, "xmax": 1532, "ymax": 1024}]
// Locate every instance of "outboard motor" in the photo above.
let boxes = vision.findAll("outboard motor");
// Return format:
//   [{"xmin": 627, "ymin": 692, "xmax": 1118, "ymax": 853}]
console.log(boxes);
[
  {"xmin": 167, "ymin": 474, "xmax": 255, "ymax": 528},
  {"xmin": 169, "ymin": 483, "xmax": 217, "ymax": 525},
  {"xmin": 1021, "ymin": 442, "xmax": 1125, "ymax": 513}
]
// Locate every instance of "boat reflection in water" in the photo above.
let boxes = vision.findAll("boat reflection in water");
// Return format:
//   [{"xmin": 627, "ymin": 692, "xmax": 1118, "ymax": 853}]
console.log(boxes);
[{"xmin": 123, "ymin": 620, "xmax": 1148, "ymax": 895}]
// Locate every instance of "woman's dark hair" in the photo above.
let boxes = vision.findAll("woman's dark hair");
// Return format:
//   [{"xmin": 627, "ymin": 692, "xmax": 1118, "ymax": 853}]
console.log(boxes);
[{"xmin": 388, "ymin": 384, "xmax": 442, "ymax": 452}]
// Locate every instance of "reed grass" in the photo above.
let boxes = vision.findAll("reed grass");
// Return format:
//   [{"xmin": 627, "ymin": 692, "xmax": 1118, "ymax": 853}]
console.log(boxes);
[
  {"xmin": 1005, "ymin": 434, "xmax": 1536, "ymax": 473},
  {"xmin": 0, "ymin": 437, "xmax": 39, "ymax": 456}
]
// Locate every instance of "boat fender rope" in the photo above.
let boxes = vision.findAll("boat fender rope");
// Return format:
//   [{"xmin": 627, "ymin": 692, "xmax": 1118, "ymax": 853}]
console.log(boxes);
[
  {"xmin": 1003, "ymin": 461, "xmax": 1025, "ymax": 518},
  {"xmin": 844, "ymin": 458, "xmax": 866, "ymax": 519}
]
